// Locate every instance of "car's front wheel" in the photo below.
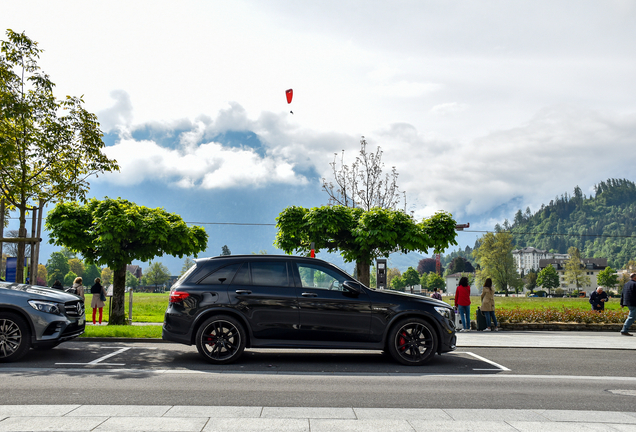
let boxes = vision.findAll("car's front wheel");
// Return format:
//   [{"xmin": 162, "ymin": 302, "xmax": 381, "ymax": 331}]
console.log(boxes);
[
  {"xmin": 0, "ymin": 312, "xmax": 31, "ymax": 363},
  {"xmin": 387, "ymin": 318, "xmax": 437, "ymax": 366},
  {"xmin": 195, "ymin": 315, "xmax": 246, "ymax": 364}
]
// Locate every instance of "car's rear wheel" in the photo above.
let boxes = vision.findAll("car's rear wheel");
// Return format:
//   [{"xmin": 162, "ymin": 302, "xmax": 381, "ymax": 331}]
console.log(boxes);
[
  {"xmin": 387, "ymin": 318, "xmax": 437, "ymax": 366},
  {"xmin": 0, "ymin": 312, "xmax": 31, "ymax": 363},
  {"xmin": 195, "ymin": 315, "xmax": 246, "ymax": 364}
]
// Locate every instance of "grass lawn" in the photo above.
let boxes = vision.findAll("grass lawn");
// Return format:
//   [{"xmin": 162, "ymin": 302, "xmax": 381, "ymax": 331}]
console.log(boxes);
[
  {"xmin": 441, "ymin": 296, "xmax": 623, "ymax": 320},
  {"xmin": 85, "ymin": 292, "xmax": 169, "ymax": 324},
  {"xmin": 81, "ymin": 324, "xmax": 162, "ymax": 339}
]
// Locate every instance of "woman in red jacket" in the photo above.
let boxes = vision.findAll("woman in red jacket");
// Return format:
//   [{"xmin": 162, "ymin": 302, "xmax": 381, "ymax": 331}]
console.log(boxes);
[{"xmin": 454, "ymin": 276, "xmax": 471, "ymax": 332}]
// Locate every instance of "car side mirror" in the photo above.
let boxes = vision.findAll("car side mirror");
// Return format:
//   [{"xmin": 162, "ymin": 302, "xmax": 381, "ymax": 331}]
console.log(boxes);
[{"xmin": 342, "ymin": 281, "xmax": 362, "ymax": 295}]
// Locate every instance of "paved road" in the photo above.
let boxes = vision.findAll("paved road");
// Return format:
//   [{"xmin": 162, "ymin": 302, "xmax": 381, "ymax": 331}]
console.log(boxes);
[{"xmin": 1, "ymin": 331, "xmax": 635, "ymax": 431}]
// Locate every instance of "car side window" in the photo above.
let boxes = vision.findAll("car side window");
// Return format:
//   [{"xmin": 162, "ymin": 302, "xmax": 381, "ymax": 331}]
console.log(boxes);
[
  {"xmin": 198, "ymin": 263, "xmax": 242, "ymax": 285},
  {"xmin": 296, "ymin": 263, "xmax": 347, "ymax": 291},
  {"xmin": 250, "ymin": 262, "xmax": 289, "ymax": 287},
  {"xmin": 231, "ymin": 263, "xmax": 250, "ymax": 285}
]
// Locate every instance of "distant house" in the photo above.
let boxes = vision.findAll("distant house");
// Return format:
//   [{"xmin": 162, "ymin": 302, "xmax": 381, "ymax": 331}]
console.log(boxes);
[
  {"xmin": 445, "ymin": 273, "xmax": 479, "ymax": 296},
  {"xmin": 538, "ymin": 258, "xmax": 608, "ymax": 294},
  {"xmin": 126, "ymin": 265, "xmax": 142, "ymax": 280},
  {"xmin": 512, "ymin": 247, "xmax": 569, "ymax": 274}
]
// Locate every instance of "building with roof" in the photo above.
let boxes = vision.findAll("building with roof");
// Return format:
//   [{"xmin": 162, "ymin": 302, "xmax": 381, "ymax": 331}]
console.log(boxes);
[
  {"xmin": 538, "ymin": 257, "xmax": 608, "ymax": 295},
  {"xmin": 512, "ymin": 247, "xmax": 569, "ymax": 274}
]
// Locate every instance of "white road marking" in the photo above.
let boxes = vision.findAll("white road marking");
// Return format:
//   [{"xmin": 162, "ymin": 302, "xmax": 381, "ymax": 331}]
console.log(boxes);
[
  {"xmin": 56, "ymin": 347, "xmax": 132, "ymax": 365},
  {"xmin": 448, "ymin": 351, "xmax": 511, "ymax": 371}
]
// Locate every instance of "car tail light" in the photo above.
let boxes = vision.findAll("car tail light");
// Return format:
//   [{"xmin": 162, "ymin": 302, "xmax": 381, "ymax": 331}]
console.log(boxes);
[{"xmin": 169, "ymin": 291, "xmax": 190, "ymax": 303}]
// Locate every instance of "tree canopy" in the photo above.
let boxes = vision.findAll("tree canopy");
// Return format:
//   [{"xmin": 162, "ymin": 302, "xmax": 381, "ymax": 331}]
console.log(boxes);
[
  {"xmin": 0, "ymin": 30, "xmax": 119, "ymax": 283},
  {"xmin": 45, "ymin": 197, "xmax": 208, "ymax": 324},
  {"xmin": 473, "ymin": 232, "xmax": 522, "ymax": 295},
  {"xmin": 275, "ymin": 205, "xmax": 457, "ymax": 286},
  {"xmin": 536, "ymin": 264, "xmax": 560, "ymax": 295}
]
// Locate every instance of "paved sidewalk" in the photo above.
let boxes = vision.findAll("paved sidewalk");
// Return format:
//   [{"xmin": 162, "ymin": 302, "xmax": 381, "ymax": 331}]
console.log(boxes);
[
  {"xmin": 0, "ymin": 405, "xmax": 635, "ymax": 432},
  {"xmin": 456, "ymin": 330, "xmax": 636, "ymax": 350}
]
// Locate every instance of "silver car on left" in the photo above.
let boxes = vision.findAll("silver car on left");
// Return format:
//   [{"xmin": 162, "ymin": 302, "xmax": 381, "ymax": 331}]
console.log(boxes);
[{"xmin": 0, "ymin": 281, "xmax": 86, "ymax": 362}]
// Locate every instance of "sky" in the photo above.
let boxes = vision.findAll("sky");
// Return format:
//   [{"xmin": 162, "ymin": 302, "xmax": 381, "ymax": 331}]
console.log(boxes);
[{"xmin": 3, "ymin": 0, "xmax": 636, "ymax": 275}]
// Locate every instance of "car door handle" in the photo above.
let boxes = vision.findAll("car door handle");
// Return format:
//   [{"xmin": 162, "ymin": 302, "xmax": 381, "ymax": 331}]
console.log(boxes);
[
  {"xmin": 235, "ymin": 290, "xmax": 252, "ymax": 294},
  {"xmin": 301, "ymin": 292, "xmax": 318, "ymax": 297}
]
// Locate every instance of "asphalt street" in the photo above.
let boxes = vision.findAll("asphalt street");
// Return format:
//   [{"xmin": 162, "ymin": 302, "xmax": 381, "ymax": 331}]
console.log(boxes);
[{"xmin": 1, "ymin": 331, "xmax": 635, "ymax": 431}]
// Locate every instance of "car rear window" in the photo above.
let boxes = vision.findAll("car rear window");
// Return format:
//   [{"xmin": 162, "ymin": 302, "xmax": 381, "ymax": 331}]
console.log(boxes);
[
  {"xmin": 198, "ymin": 263, "xmax": 242, "ymax": 285},
  {"xmin": 250, "ymin": 261, "xmax": 289, "ymax": 286}
]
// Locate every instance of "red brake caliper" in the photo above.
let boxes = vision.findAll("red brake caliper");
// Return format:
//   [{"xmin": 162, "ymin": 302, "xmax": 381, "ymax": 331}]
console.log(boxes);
[{"xmin": 399, "ymin": 332, "xmax": 407, "ymax": 351}]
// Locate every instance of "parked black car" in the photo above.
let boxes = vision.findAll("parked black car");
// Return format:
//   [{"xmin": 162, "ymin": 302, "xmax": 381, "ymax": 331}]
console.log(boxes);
[
  {"xmin": 162, "ymin": 255, "xmax": 456, "ymax": 365},
  {"xmin": 0, "ymin": 281, "xmax": 86, "ymax": 362}
]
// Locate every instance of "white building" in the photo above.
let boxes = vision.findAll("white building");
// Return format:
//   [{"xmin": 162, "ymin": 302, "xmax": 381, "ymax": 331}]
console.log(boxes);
[
  {"xmin": 445, "ymin": 273, "xmax": 480, "ymax": 296},
  {"xmin": 538, "ymin": 258, "xmax": 608, "ymax": 295},
  {"xmin": 512, "ymin": 247, "xmax": 569, "ymax": 274}
]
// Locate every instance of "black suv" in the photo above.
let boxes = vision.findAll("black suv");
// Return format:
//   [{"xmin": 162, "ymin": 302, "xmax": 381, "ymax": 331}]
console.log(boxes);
[
  {"xmin": 162, "ymin": 255, "xmax": 456, "ymax": 365},
  {"xmin": 0, "ymin": 281, "xmax": 86, "ymax": 362}
]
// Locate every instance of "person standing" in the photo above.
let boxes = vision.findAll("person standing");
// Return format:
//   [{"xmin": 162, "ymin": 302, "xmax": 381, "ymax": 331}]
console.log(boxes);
[
  {"xmin": 90, "ymin": 277, "xmax": 106, "ymax": 325},
  {"xmin": 431, "ymin": 287, "xmax": 443, "ymax": 301},
  {"xmin": 454, "ymin": 276, "xmax": 471, "ymax": 332},
  {"xmin": 72, "ymin": 277, "xmax": 85, "ymax": 301},
  {"xmin": 620, "ymin": 273, "xmax": 636, "ymax": 336},
  {"xmin": 589, "ymin": 287, "xmax": 609, "ymax": 312},
  {"xmin": 480, "ymin": 278, "xmax": 498, "ymax": 331},
  {"xmin": 51, "ymin": 279, "xmax": 63, "ymax": 290}
]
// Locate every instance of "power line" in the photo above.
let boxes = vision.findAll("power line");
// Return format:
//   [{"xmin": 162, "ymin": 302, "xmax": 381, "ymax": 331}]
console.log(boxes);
[
  {"xmin": 463, "ymin": 230, "xmax": 636, "ymax": 239},
  {"xmin": 185, "ymin": 222, "xmax": 276, "ymax": 226}
]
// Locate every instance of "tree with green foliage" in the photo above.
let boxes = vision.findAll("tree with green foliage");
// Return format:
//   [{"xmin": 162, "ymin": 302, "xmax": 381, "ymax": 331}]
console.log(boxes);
[
  {"xmin": 402, "ymin": 267, "xmax": 420, "ymax": 293},
  {"xmin": 84, "ymin": 263, "xmax": 101, "ymax": 285},
  {"xmin": 220, "ymin": 245, "xmax": 231, "ymax": 256},
  {"xmin": 45, "ymin": 251, "xmax": 69, "ymax": 286},
  {"xmin": 426, "ymin": 272, "xmax": 446, "ymax": 292},
  {"xmin": 386, "ymin": 267, "xmax": 401, "ymax": 289},
  {"xmin": 126, "ymin": 271, "xmax": 140, "ymax": 290},
  {"xmin": 390, "ymin": 275, "xmax": 406, "ymax": 291},
  {"xmin": 419, "ymin": 272, "xmax": 428, "ymax": 290},
  {"xmin": 597, "ymin": 266, "xmax": 618, "ymax": 292},
  {"xmin": 473, "ymin": 232, "xmax": 522, "ymax": 296},
  {"xmin": 537, "ymin": 264, "xmax": 560, "ymax": 295},
  {"xmin": 67, "ymin": 258, "xmax": 84, "ymax": 279},
  {"xmin": 180, "ymin": 256, "xmax": 195, "ymax": 276},
  {"xmin": 275, "ymin": 205, "xmax": 457, "ymax": 286},
  {"xmin": 0, "ymin": 30, "xmax": 119, "ymax": 284},
  {"xmin": 101, "ymin": 267, "xmax": 113, "ymax": 286},
  {"xmin": 563, "ymin": 247, "xmax": 590, "ymax": 291},
  {"xmin": 524, "ymin": 270, "xmax": 538, "ymax": 294},
  {"xmin": 63, "ymin": 271, "xmax": 77, "ymax": 287},
  {"xmin": 45, "ymin": 197, "xmax": 208, "ymax": 324},
  {"xmin": 143, "ymin": 261, "xmax": 171, "ymax": 290}
]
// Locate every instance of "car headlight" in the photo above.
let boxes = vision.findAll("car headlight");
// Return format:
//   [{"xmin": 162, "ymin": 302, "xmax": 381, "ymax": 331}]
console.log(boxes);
[
  {"xmin": 434, "ymin": 306, "xmax": 452, "ymax": 320},
  {"xmin": 28, "ymin": 300, "xmax": 61, "ymax": 315}
]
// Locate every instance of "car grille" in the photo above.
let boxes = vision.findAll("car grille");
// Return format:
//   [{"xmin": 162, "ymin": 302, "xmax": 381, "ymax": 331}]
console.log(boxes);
[{"xmin": 64, "ymin": 300, "xmax": 85, "ymax": 318}]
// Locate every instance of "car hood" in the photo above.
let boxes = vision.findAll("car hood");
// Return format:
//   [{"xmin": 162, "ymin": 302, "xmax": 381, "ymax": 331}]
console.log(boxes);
[
  {"xmin": 370, "ymin": 288, "xmax": 451, "ymax": 307},
  {"xmin": 0, "ymin": 281, "xmax": 80, "ymax": 302}
]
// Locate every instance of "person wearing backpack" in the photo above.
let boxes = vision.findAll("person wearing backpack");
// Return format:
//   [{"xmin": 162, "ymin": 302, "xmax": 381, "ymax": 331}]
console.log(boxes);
[
  {"xmin": 72, "ymin": 277, "xmax": 85, "ymax": 301},
  {"xmin": 90, "ymin": 278, "xmax": 106, "ymax": 325}
]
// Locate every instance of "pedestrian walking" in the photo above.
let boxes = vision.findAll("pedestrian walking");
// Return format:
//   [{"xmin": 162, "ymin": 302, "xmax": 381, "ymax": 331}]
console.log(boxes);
[
  {"xmin": 620, "ymin": 273, "xmax": 636, "ymax": 336},
  {"xmin": 72, "ymin": 277, "xmax": 85, "ymax": 301},
  {"xmin": 480, "ymin": 278, "xmax": 498, "ymax": 331},
  {"xmin": 431, "ymin": 287, "xmax": 443, "ymax": 301},
  {"xmin": 589, "ymin": 287, "xmax": 609, "ymax": 312},
  {"xmin": 90, "ymin": 278, "xmax": 106, "ymax": 325},
  {"xmin": 454, "ymin": 276, "xmax": 471, "ymax": 332}
]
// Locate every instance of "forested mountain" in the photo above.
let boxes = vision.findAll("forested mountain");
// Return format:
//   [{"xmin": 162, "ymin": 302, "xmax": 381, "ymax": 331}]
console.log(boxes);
[{"xmin": 502, "ymin": 178, "xmax": 636, "ymax": 269}]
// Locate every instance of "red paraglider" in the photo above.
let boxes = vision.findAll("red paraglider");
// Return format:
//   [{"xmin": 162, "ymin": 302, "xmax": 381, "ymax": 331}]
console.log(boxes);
[{"xmin": 286, "ymin": 89, "xmax": 293, "ymax": 114}]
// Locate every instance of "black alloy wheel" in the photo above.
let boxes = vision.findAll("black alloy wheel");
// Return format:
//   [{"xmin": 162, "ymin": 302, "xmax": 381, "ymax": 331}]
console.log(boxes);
[
  {"xmin": 0, "ymin": 312, "xmax": 31, "ymax": 363},
  {"xmin": 195, "ymin": 315, "xmax": 246, "ymax": 364},
  {"xmin": 388, "ymin": 318, "xmax": 438, "ymax": 366}
]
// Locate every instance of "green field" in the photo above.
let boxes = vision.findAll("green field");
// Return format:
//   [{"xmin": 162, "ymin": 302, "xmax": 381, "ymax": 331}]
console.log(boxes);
[{"xmin": 85, "ymin": 292, "xmax": 168, "ymax": 324}]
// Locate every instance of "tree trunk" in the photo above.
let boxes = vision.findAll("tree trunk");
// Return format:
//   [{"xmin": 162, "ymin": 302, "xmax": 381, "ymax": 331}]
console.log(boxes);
[
  {"xmin": 356, "ymin": 260, "xmax": 371, "ymax": 287},
  {"xmin": 109, "ymin": 265, "xmax": 128, "ymax": 325},
  {"xmin": 15, "ymin": 204, "xmax": 27, "ymax": 283}
]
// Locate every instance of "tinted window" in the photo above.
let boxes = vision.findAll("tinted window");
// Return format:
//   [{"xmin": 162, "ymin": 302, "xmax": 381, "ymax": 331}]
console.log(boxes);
[
  {"xmin": 250, "ymin": 262, "xmax": 289, "ymax": 286},
  {"xmin": 198, "ymin": 263, "xmax": 242, "ymax": 285},
  {"xmin": 296, "ymin": 262, "xmax": 347, "ymax": 291},
  {"xmin": 231, "ymin": 263, "xmax": 251, "ymax": 285}
]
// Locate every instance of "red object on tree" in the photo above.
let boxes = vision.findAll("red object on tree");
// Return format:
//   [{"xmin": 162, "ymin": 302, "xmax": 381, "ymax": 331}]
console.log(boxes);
[{"xmin": 285, "ymin": 89, "xmax": 293, "ymax": 104}]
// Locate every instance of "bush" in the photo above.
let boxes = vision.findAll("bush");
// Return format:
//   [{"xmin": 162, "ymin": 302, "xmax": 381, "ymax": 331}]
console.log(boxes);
[
  {"xmin": 497, "ymin": 307, "xmax": 627, "ymax": 324},
  {"xmin": 534, "ymin": 290, "xmax": 547, "ymax": 297}
]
